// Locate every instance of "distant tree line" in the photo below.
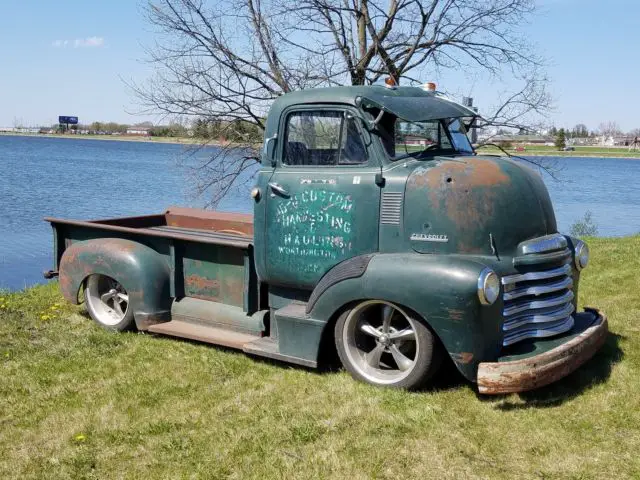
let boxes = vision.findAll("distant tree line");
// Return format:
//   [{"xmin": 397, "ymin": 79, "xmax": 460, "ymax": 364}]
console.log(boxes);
[
  {"xmin": 548, "ymin": 122, "xmax": 640, "ymax": 139},
  {"xmin": 48, "ymin": 118, "xmax": 263, "ymax": 142},
  {"xmin": 191, "ymin": 117, "xmax": 263, "ymax": 143}
]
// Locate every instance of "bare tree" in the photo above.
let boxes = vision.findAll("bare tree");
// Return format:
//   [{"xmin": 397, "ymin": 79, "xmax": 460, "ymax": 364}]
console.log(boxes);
[
  {"xmin": 133, "ymin": 0, "xmax": 551, "ymax": 206},
  {"xmin": 598, "ymin": 121, "xmax": 621, "ymax": 139},
  {"xmin": 480, "ymin": 72, "xmax": 552, "ymax": 133}
]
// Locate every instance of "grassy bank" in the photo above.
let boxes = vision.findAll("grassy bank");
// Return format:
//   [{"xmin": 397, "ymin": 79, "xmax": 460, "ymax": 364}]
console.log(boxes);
[
  {"xmin": 1, "ymin": 237, "xmax": 639, "ymax": 478},
  {"xmin": 476, "ymin": 144, "xmax": 640, "ymax": 159}
]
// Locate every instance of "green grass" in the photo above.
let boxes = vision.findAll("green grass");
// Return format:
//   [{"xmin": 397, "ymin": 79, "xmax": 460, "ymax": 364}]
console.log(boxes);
[
  {"xmin": 477, "ymin": 144, "xmax": 640, "ymax": 158},
  {"xmin": 2, "ymin": 237, "xmax": 640, "ymax": 478}
]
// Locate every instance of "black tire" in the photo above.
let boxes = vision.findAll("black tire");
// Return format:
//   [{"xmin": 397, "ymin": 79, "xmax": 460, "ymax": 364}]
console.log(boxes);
[
  {"xmin": 334, "ymin": 300, "xmax": 441, "ymax": 390},
  {"xmin": 83, "ymin": 274, "xmax": 135, "ymax": 331}
]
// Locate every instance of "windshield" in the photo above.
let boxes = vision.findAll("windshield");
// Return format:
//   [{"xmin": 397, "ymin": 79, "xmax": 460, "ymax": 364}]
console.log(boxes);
[{"xmin": 381, "ymin": 117, "xmax": 474, "ymax": 160}]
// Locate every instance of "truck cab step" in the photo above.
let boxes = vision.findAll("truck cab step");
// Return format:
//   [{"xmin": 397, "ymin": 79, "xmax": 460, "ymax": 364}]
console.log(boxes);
[
  {"xmin": 274, "ymin": 301, "xmax": 308, "ymax": 320},
  {"xmin": 243, "ymin": 337, "xmax": 317, "ymax": 368},
  {"xmin": 148, "ymin": 320, "xmax": 261, "ymax": 349}
]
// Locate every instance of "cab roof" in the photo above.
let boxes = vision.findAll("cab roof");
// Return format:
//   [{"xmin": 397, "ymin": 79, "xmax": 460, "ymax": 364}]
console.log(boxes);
[{"xmin": 267, "ymin": 85, "xmax": 477, "ymax": 129}]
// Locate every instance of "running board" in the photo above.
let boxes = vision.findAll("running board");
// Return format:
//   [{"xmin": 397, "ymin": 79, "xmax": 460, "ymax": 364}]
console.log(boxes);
[
  {"xmin": 243, "ymin": 337, "xmax": 317, "ymax": 368},
  {"xmin": 148, "ymin": 320, "xmax": 261, "ymax": 349}
]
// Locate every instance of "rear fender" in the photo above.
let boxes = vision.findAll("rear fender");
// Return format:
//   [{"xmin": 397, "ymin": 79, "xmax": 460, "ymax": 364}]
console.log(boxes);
[
  {"xmin": 59, "ymin": 238, "xmax": 171, "ymax": 329},
  {"xmin": 308, "ymin": 253, "xmax": 502, "ymax": 381}
]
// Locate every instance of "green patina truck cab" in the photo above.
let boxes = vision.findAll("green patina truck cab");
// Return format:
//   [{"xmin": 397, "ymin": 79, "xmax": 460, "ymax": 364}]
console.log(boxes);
[{"xmin": 46, "ymin": 85, "xmax": 607, "ymax": 394}]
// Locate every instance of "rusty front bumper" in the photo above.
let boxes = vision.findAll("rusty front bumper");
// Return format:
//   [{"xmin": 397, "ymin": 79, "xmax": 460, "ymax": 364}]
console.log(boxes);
[{"xmin": 477, "ymin": 308, "xmax": 608, "ymax": 395}]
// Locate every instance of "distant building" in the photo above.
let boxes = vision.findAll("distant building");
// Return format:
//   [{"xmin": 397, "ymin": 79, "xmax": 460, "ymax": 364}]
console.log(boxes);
[
  {"xmin": 600, "ymin": 135, "xmax": 637, "ymax": 147},
  {"xmin": 126, "ymin": 127, "xmax": 150, "ymax": 136},
  {"xmin": 402, "ymin": 134, "xmax": 434, "ymax": 146},
  {"xmin": 0, "ymin": 126, "xmax": 39, "ymax": 134},
  {"xmin": 491, "ymin": 134, "xmax": 554, "ymax": 145}
]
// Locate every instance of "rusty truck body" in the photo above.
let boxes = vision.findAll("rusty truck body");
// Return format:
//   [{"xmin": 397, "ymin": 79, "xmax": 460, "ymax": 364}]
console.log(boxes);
[{"xmin": 46, "ymin": 85, "xmax": 607, "ymax": 394}]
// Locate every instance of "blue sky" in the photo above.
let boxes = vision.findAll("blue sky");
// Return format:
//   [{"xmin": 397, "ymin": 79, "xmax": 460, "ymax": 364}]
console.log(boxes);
[{"xmin": 1, "ymin": 0, "xmax": 638, "ymax": 131}]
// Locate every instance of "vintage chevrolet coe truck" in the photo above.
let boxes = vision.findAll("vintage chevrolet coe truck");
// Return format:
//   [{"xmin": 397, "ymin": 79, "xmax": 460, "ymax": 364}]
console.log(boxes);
[{"xmin": 45, "ymin": 84, "xmax": 608, "ymax": 394}]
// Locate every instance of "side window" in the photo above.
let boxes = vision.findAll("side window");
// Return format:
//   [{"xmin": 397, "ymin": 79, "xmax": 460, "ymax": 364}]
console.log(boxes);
[
  {"xmin": 339, "ymin": 115, "xmax": 367, "ymax": 165},
  {"xmin": 283, "ymin": 110, "xmax": 367, "ymax": 166}
]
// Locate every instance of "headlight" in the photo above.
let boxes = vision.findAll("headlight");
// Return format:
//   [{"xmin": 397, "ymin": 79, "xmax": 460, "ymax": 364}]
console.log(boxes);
[
  {"xmin": 478, "ymin": 268, "xmax": 500, "ymax": 305},
  {"xmin": 575, "ymin": 240, "xmax": 589, "ymax": 270}
]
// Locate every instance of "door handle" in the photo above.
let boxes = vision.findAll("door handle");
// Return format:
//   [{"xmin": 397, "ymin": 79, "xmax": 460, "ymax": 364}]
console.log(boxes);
[{"xmin": 268, "ymin": 182, "xmax": 289, "ymax": 197}]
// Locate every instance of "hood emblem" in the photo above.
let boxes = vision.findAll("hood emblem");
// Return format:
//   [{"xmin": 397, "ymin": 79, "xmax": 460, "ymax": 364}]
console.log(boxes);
[{"xmin": 410, "ymin": 233, "xmax": 449, "ymax": 243}]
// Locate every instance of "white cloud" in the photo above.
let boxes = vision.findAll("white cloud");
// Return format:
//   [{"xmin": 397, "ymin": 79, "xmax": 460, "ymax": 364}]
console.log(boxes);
[
  {"xmin": 74, "ymin": 36, "xmax": 104, "ymax": 48},
  {"xmin": 52, "ymin": 37, "xmax": 105, "ymax": 48}
]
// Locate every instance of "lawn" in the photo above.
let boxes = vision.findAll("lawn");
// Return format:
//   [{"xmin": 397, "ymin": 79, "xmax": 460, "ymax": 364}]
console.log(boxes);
[
  {"xmin": 1, "ymin": 237, "xmax": 639, "ymax": 479},
  {"xmin": 476, "ymin": 144, "xmax": 640, "ymax": 159}
]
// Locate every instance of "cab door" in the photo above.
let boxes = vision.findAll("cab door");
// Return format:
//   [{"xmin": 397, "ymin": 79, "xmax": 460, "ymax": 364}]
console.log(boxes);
[{"xmin": 264, "ymin": 106, "xmax": 381, "ymax": 289}]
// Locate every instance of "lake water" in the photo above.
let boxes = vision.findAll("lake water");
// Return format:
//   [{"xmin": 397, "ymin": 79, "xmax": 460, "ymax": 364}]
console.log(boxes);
[{"xmin": 1, "ymin": 135, "xmax": 639, "ymax": 290}]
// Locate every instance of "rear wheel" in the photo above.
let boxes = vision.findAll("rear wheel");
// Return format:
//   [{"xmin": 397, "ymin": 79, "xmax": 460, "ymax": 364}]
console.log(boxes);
[
  {"xmin": 334, "ymin": 300, "xmax": 441, "ymax": 390},
  {"xmin": 84, "ymin": 274, "xmax": 135, "ymax": 331}
]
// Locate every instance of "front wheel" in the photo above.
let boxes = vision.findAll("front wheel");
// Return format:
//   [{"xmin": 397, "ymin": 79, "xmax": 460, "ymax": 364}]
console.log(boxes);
[
  {"xmin": 334, "ymin": 300, "xmax": 441, "ymax": 390},
  {"xmin": 84, "ymin": 274, "xmax": 135, "ymax": 331}
]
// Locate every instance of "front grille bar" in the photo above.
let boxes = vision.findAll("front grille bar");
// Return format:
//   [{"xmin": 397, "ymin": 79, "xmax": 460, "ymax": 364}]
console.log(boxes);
[
  {"xmin": 503, "ymin": 276, "xmax": 573, "ymax": 301},
  {"xmin": 502, "ymin": 263, "xmax": 571, "ymax": 286},
  {"xmin": 503, "ymin": 290, "xmax": 574, "ymax": 317},
  {"xmin": 503, "ymin": 303, "xmax": 575, "ymax": 331},
  {"xmin": 502, "ymin": 316, "xmax": 575, "ymax": 346}
]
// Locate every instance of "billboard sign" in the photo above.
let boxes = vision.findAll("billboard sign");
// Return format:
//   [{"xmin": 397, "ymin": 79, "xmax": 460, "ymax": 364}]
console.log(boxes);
[{"xmin": 58, "ymin": 116, "xmax": 78, "ymax": 125}]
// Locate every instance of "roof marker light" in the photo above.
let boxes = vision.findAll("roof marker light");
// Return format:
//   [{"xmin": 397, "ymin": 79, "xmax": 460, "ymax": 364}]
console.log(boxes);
[
  {"xmin": 384, "ymin": 76, "xmax": 397, "ymax": 89},
  {"xmin": 421, "ymin": 82, "xmax": 437, "ymax": 92}
]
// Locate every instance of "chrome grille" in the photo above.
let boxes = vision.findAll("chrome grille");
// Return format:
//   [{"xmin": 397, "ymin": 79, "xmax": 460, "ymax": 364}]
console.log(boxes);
[
  {"xmin": 380, "ymin": 192, "xmax": 402, "ymax": 225},
  {"xmin": 501, "ymin": 261, "xmax": 575, "ymax": 347}
]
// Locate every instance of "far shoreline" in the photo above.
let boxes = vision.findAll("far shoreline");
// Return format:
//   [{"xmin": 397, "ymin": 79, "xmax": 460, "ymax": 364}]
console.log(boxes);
[
  {"xmin": 0, "ymin": 131, "xmax": 211, "ymax": 146},
  {"xmin": 3, "ymin": 132, "xmax": 640, "ymax": 160}
]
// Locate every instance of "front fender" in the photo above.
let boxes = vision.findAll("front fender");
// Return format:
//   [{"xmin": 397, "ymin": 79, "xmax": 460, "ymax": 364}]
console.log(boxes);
[
  {"xmin": 59, "ymin": 238, "xmax": 171, "ymax": 329},
  {"xmin": 308, "ymin": 253, "xmax": 503, "ymax": 381}
]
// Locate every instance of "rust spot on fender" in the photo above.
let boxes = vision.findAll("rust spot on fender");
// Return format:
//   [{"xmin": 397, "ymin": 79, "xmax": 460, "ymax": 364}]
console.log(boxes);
[
  {"xmin": 446, "ymin": 308, "xmax": 465, "ymax": 322},
  {"xmin": 452, "ymin": 352, "xmax": 474, "ymax": 364}
]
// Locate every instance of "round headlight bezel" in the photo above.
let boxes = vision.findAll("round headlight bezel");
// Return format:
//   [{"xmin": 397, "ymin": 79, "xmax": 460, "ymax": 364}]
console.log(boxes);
[
  {"xmin": 478, "ymin": 268, "xmax": 500, "ymax": 306},
  {"xmin": 575, "ymin": 240, "xmax": 589, "ymax": 270}
]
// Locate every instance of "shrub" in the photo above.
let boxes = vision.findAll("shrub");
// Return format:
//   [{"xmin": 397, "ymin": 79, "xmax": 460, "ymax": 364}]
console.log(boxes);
[{"xmin": 570, "ymin": 211, "xmax": 598, "ymax": 237}]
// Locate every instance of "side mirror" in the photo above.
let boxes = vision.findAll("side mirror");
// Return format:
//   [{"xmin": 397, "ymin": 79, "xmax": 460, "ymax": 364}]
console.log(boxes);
[{"xmin": 263, "ymin": 134, "xmax": 278, "ymax": 167}]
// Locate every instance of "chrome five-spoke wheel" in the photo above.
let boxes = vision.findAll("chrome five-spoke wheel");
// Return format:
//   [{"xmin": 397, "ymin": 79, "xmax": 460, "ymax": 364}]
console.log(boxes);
[
  {"xmin": 335, "ymin": 300, "xmax": 441, "ymax": 389},
  {"xmin": 84, "ymin": 274, "xmax": 135, "ymax": 331}
]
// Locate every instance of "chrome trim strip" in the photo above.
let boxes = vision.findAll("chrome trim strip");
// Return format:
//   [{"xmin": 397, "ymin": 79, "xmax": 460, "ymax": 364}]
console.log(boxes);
[
  {"xmin": 503, "ymin": 303, "xmax": 575, "ymax": 331},
  {"xmin": 503, "ymin": 277, "xmax": 573, "ymax": 301},
  {"xmin": 520, "ymin": 234, "xmax": 567, "ymax": 255},
  {"xmin": 503, "ymin": 315, "xmax": 575, "ymax": 346},
  {"xmin": 502, "ymin": 263, "xmax": 571, "ymax": 286},
  {"xmin": 503, "ymin": 290, "xmax": 574, "ymax": 317}
]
